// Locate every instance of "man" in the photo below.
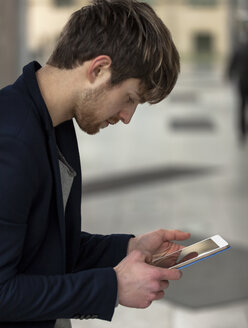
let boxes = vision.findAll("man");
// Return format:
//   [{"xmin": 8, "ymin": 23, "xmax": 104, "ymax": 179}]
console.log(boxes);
[
  {"xmin": 0, "ymin": 0, "xmax": 190, "ymax": 327},
  {"xmin": 228, "ymin": 28, "xmax": 248, "ymax": 142}
]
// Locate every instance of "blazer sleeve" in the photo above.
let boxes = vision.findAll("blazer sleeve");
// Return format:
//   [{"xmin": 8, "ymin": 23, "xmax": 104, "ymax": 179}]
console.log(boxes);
[
  {"xmin": 0, "ymin": 136, "xmax": 116, "ymax": 322},
  {"xmin": 73, "ymin": 232, "xmax": 134, "ymax": 272}
]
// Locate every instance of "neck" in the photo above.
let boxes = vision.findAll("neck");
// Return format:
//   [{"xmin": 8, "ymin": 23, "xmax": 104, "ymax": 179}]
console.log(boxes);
[{"xmin": 36, "ymin": 65, "xmax": 76, "ymax": 127}]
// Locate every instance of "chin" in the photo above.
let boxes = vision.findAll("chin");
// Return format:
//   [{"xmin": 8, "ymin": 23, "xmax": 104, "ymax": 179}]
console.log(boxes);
[
  {"xmin": 85, "ymin": 129, "xmax": 100, "ymax": 135},
  {"xmin": 76, "ymin": 120, "xmax": 100, "ymax": 135},
  {"xmin": 84, "ymin": 125, "xmax": 101, "ymax": 135}
]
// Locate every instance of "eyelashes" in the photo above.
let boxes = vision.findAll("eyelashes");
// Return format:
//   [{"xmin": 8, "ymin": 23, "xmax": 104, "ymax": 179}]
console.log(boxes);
[{"xmin": 127, "ymin": 96, "xmax": 135, "ymax": 104}]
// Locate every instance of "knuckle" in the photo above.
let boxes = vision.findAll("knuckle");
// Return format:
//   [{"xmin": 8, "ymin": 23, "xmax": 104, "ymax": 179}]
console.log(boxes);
[
  {"xmin": 148, "ymin": 293, "xmax": 157, "ymax": 302},
  {"xmin": 133, "ymin": 249, "xmax": 142, "ymax": 256},
  {"xmin": 144, "ymin": 251, "xmax": 153, "ymax": 263},
  {"xmin": 162, "ymin": 280, "xmax": 169, "ymax": 289},
  {"xmin": 146, "ymin": 301, "xmax": 152, "ymax": 308},
  {"xmin": 140, "ymin": 300, "xmax": 152, "ymax": 309},
  {"xmin": 157, "ymin": 291, "xmax": 165, "ymax": 299},
  {"xmin": 170, "ymin": 269, "xmax": 182, "ymax": 280},
  {"xmin": 151, "ymin": 281, "xmax": 160, "ymax": 291},
  {"xmin": 151, "ymin": 269, "xmax": 161, "ymax": 280},
  {"xmin": 132, "ymin": 249, "xmax": 143, "ymax": 259},
  {"xmin": 175, "ymin": 270, "xmax": 182, "ymax": 280},
  {"xmin": 157, "ymin": 228, "xmax": 164, "ymax": 235}
]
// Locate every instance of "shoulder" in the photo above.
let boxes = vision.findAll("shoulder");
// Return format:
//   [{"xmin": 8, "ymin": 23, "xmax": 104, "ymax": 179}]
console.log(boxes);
[
  {"xmin": 0, "ymin": 82, "xmax": 44, "ymax": 144},
  {"xmin": 0, "ymin": 83, "xmax": 30, "ymax": 133}
]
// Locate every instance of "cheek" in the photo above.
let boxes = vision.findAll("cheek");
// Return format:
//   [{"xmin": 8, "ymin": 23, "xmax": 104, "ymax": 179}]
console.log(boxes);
[{"xmin": 107, "ymin": 100, "xmax": 125, "ymax": 116}]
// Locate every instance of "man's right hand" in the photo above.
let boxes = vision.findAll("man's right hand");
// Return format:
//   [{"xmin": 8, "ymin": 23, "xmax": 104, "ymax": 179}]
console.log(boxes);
[{"xmin": 113, "ymin": 250, "xmax": 182, "ymax": 309}]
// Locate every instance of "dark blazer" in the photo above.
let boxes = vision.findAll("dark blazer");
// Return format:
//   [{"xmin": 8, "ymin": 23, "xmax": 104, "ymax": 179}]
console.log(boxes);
[{"xmin": 0, "ymin": 62, "xmax": 132, "ymax": 328}]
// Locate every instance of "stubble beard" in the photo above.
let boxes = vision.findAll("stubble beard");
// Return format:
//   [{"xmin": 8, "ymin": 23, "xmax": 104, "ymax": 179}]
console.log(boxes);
[
  {"xmin": 75, "ymin": 110, "xmax": 102, "ymax": 135},
  {"xmin": 74, "ymin": 83, "xmax": 110, "ymax": 135}
]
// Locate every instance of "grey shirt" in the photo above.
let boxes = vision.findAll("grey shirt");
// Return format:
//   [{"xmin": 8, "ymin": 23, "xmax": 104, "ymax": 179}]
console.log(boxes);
[{"xmin": 58, "ymin": 148, "xmax": 77, "ymax": 211}]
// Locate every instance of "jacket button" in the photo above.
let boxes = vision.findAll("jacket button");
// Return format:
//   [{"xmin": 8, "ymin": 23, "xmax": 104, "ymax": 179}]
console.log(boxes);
[
  {"xmin": 73, "ymin": 314, "xmax": 81, "ymax": 319},
  {"xmin": 92, "ymin": 315, "xmax": 98, "ymax": 319},
  {"xmin": 85, "ymin": 315, "xmax": 92, "ymax": 319}
]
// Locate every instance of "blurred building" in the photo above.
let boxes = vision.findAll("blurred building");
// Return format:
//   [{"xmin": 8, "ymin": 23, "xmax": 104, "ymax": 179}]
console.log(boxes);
[
  {"xmin": 1, "ymin": 0, "xmax": 248, "ymax": 87},
  {"xmin": 27, "ymin": 0, "xmax": 88, "ymax": 64},
  {"xmin": 153, "ymin": 0, "xmax": 231, "ymax": 65},
  {"xmin": 0, "ymin": 0, "xmax": 27, "ymax": 88},
  {"xmin": 27, "ymin": 0, "xmax": 237, "ymax": 68}
]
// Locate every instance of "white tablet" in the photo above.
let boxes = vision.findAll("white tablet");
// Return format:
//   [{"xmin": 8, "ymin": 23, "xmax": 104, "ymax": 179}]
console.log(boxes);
[{"xmin": 152, "ymin": 235, "xmax": 230, "ymax": 269}]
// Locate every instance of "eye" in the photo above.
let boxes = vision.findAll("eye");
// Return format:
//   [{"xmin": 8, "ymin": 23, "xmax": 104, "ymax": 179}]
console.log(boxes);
[{"xmin": 128, "ymin": 96, "xmax": 135, "ymax": 104}]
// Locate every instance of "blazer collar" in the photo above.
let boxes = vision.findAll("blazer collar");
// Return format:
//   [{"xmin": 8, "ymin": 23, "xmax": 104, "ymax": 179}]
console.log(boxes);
[{"xmin": 22, "ymin": 61, "xmax": 54, "ymax": 136}]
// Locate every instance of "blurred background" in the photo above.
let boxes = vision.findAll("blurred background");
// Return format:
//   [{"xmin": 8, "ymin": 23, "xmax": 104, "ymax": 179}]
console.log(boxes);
[{"xmin": 1, "ymin": 0, "xmax": 248, "ymax": 327}]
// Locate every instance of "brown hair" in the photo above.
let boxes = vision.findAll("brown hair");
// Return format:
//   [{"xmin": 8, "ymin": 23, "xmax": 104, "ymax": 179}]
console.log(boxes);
[{"xmin": 47, "ymin": 0, "xmax": 180, "ymax": 104}]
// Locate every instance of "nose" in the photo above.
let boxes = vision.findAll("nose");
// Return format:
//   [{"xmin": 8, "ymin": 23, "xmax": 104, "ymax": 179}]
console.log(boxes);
[{"xmin": 119, "ymin": 106, "xmax": 137, "ymax": 124}]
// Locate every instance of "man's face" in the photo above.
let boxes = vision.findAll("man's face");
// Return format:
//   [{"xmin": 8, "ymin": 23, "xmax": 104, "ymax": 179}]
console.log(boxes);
[{"xmin": 74, "ymin": 78, "xmax": 141, "ymax": 135}]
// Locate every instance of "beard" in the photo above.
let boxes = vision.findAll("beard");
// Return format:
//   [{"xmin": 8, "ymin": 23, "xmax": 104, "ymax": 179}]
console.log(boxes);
[
  {"xmin": 76, "ymin": 115, "xmax": 102, "ymax": 135},
  {"xmin": 74, "ymin": 82, "xmax": 111, "ymax": 135}
]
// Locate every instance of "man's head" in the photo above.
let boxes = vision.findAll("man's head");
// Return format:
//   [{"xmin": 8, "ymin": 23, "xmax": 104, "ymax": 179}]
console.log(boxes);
[
  {"xmin": 48, "ymin": 0, "xmax": 180, "ymax": 101},
  {"xmin": 46, "ymin": 0, "xmax": 180, "ymax": 134}
]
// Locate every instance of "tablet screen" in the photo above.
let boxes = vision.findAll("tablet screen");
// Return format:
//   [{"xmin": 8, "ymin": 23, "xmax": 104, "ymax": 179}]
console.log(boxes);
[{"xmin": 153, "ymin": 238, "xmax": 219, "ymax": 268}]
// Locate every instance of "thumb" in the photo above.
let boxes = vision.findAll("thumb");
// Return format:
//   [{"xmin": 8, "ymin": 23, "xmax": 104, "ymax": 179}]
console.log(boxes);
[
  {"xmin": 130, "ymin": 250, "xmax": 152, "ymax": 264},
  {"xmin": 144, "ymin": 251, "xmax": 153, "ymax": 264}
]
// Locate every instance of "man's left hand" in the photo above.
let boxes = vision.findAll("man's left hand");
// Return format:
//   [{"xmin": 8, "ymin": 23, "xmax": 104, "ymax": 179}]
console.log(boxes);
[{"xmin": 127, "ymin": 229, "xmax": 191, "ymax": 264}]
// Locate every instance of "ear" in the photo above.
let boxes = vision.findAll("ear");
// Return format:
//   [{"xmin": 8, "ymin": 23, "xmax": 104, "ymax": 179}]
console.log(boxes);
[{"xmin": 87, "ymin": 55, "xmax": 112, "ymax": 84}]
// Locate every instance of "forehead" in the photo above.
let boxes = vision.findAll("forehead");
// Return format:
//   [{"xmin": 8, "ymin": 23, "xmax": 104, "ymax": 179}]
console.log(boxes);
[{"xmin": 118, "ymin": 78, "xmax": 140, "ymax": 90}]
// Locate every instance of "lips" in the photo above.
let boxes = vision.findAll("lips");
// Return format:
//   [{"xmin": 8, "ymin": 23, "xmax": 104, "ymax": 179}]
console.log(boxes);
[{"xmin": 107, "ymin": 119, "xmax": 119, "ymax": 125}]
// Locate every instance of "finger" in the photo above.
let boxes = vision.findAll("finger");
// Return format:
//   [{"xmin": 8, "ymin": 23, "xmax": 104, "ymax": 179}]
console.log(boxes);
[
  {"xmin": 159, "ymin": 268, "xmax": 182, "ymax": 281},
  {"xmin": 162, "ymin": 229, "xmax": 191, "ymax": 242},
  {"xmin": 160, "ymin": 280, "xmax": 169, "ymax": 290},
  {"xmin": 152, "ymin": 243, "xmax": 183, "ymax": 262},
  {"xmin": 153, "ymin": 290, "xmax": 165, "ymax": 300},
  {"xmin": 140, "ymin": 300, "xmax": 152, "ymax": 309},
  {"xmin": 145, "ymin": 251, "xmax": 153, "ymax": 264}
]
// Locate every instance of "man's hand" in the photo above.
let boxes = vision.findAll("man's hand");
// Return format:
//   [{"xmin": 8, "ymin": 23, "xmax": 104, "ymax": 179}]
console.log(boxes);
[
  {"xmin": 127, "ymin": 229, "xmax": 191, "ymax": 265},
  {"xmin": 114, "ymin": 250, "xmax": 182, "ymax": 308}
]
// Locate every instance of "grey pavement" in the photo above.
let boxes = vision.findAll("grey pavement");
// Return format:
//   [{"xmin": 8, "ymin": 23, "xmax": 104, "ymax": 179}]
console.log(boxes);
[{"xmin": 71, "ymin": 63, "xmax": 248, "ymax": 328}]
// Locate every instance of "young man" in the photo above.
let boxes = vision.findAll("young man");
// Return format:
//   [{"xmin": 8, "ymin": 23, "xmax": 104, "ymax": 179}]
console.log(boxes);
[{"xmin": 0, "ymin": 0, "xmax": 190, "ymax": 327}]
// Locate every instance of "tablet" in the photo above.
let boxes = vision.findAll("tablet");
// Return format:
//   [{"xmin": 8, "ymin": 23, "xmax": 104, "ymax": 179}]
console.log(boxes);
[{"xmin": 152, "ymin": 235, "xmax": 231, "ymax": 269}]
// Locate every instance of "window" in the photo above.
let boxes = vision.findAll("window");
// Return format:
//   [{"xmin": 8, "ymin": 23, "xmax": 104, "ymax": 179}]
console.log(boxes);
[
  {"xmin": 186, "ymin": 0, "xmax": 218, "ymax": 6},
  {"xmin": 53, "ymin": 0, "xmax": 75, "ymax": 7},
  {"xmin": 194, "ymin": 33, "xmax": 214, "ymax": 55}
]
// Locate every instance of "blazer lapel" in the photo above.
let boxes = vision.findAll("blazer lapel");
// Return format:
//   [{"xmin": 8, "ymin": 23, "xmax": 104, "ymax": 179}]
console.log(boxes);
[{"xmin": 22, "ymin": 61, "xmax": 66, "ymax": 270}]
